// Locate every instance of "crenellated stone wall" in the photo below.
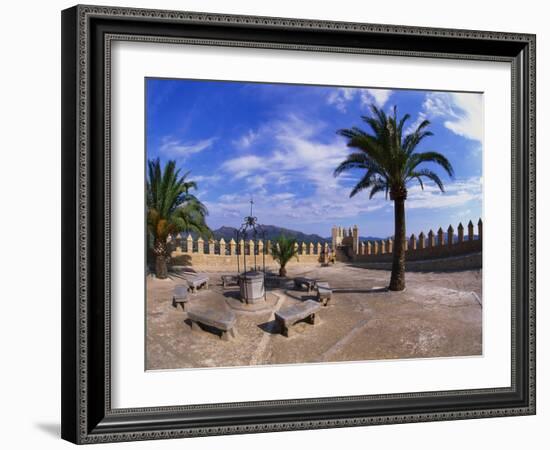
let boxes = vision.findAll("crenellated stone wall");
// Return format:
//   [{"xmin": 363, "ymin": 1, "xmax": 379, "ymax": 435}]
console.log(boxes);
[
  {"xmin": 165, "ymin": 219, "xmax": 482, "ymax": 271},
  {"xmin": 333, "ymin": 219, "xmax": 482, "ymax": 267},
  {"xmin": 167, "ymin": 236, "xmax": 329, "ymax": 272}
]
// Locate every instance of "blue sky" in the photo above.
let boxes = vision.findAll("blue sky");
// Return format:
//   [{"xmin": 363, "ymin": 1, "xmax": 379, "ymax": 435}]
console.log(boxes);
[{"xmin": 146, "ymin": 79, "xmax": 483, "ymax": 238}]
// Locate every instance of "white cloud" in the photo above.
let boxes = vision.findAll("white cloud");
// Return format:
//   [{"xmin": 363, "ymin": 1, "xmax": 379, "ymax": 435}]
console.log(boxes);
[
  {"xmin": 192, "ymin": 174, "xmax": 221, "ymax": 184},
  {"xmin": 407, "ymin": 177, "xmax": 482, "ymax": 210},
  {"xmin": 246, "ymin": 174, "xmax": 268, "ymax": 189},
  {"xmin": 221, "ymin": 155, "xmax": 264, "ymax": 179},
  {"xmin": 443, "ymin": 93, "xmax": 483, "ymax": 141},
  {"xmin": 412, "ymin": 92, "xmax": 483, "ymax": 141},
  {"xmin": 218, "ymin": 193, "xmax": 240, "ymax": 203},
  {"xmin": 159, "ymin": 136, "xmax": 216, "ymax": 157},
  {"xmin": 404, "ymin": 111, "xmax": 428, "ymax": 135},
  {"xmin": 232, "ymin": 129, "xmax": 259, "ymax": 149},
  {"xmin": 327, "ymin": 88, "xmax": 355, "ymax": 112},
  {"xmin": 327, "ymin": 87, "xmax": 393, "ymax": 112},
  {"xmin": 360, "ymin": 89, "xmax": 392, "ymax": 108},
  {"xmin": 208, "ymin": 112, "xmax": 480, "ymax": 231},
  {"xmin": 210, "ymin": 115, "xmax": 392, "ymax": 227},
  {"xmin": 271, "ymin": 192, "xmax": 295, "ymax": 201}
]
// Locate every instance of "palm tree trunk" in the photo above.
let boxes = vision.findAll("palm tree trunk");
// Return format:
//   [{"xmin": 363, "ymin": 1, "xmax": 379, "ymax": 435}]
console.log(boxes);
[
  {"xmin": 154, "ymin": 240, "xmax": 169, "ymax": 279},
  {"xmin": 279, "ymin": 266, "xmax": 287, "ymax": 278},
  {"xmin": 389, "ymin": 197, "xmax": 406, "ymax": 291},
  {"xmin": 155, "ymin": 255, "xmax": 168, "ymax": 279}
]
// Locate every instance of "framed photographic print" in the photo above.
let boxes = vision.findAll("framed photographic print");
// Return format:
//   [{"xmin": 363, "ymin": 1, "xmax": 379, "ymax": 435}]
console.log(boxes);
[{"xmin": 61, "ymin": 4, "xmax": 536, "ymax": 444}]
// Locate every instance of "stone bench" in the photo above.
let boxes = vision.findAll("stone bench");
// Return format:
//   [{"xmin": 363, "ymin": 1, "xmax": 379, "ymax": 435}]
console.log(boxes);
[
  {"xmin": 171, "ymin": 285, "xmax": 189, "ymax": 310},
  {"xmin": 315, "ymin": 281, "xmax": 332, "ymax": 306},
  {"xmin": 293, "ymin": 277, "xmax": 316, "ymax": 292},
  {"xmin": 171, "ymin": 267, "xmax": 209, "ymax": 293},
  {"xmin": 187, "ymin": 307, "xmax": 237, "ymax": 341},
  {"xmin": 186, "ymin": 275, "xmax": 209, "ymax": 293},
  {"xmin": 274, "ymin": 300, "xmax": 321, "ymax": 337},
  {"xmin": 221, "ymin": 274, "xmax": 239, "ymax": 289}
]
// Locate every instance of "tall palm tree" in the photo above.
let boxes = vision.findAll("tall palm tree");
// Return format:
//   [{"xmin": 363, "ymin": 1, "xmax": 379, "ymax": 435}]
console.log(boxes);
[
  {"xmin": 334, "ymin": 104, "xmax": 454, "ymax": 291},
  {"xmin": 147, "ymin": 158, "xmax": 211, "ymax": 279},
  {"xmin": 270, "ymin": 235, "xmax": 299, "ymax": 277}
]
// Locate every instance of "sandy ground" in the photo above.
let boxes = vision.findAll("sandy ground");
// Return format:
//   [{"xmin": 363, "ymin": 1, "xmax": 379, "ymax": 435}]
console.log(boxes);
[{"xmin": 146, "ymin": 263, "xmax": 482, "ymax": 370}]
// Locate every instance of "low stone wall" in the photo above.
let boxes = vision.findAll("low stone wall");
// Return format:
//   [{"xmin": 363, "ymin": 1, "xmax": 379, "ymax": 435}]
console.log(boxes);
[
  {"xmin": 169, "ymin": 252, "xmax": 321, "ymax": 272},
  {"xmin": 353, "ymin": 239, "xmax": 482, "ymax": 263},
  {"xmin": 351, "ymin": 252, "xmax": 482, "ymax": 272},
  {"xmin": 166, "ymin": 233, "xmax": 328, "ymax": 272},
  {"xmin": 164, "ymin": 218, "xmax": 483, "ymax": 272}
]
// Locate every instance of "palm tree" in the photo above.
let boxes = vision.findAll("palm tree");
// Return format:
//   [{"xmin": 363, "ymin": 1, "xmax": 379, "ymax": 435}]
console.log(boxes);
[
  {"xmin": 270, "ymin": 235, "xmax": 299, "ymax": 277},
  {"xmin": 334, "ymin": 104, "xmax": 454, "ymax": 291},
  {"xmin": 147, "ymin": 158, "xmax": 211, "ymax": 279}
]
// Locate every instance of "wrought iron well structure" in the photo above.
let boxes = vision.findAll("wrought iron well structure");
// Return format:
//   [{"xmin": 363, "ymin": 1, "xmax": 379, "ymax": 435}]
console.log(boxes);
[{"xmin": 235, "ymin": 199, "xmax": 267, "ymax": 304}]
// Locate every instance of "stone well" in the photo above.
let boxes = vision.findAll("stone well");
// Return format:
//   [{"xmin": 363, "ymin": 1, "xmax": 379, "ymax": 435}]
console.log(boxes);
[{"xmin": 239, "ymin": 271, "xmax": 265, "ymax": 304}]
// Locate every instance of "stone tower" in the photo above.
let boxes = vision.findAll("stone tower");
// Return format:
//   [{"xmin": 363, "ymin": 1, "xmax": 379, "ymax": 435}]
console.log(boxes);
[
  {"xmin": 331, "ymin": 226, "xmax": 343, "ymax": 252},
  {"xmin": 332, "ymin": 225, "xmax": 361, "ymax": 256},
  {"xmin": 352, "ymin": 225, "xmax": 359, "ymax": 255}
]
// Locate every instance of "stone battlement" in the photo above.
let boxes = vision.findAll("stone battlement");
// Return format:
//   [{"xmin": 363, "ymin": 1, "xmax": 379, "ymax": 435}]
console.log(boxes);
[
  {"xmin": 166, "ymin": 235, "xmax": 329, "ymax": 272},
  {"xmin": 332, "ymin": 219, "xmax": 482, "ymax": 265},
  {"xmin": 164, "ymin": 219, "xmax": 482, "ymax": 271}
]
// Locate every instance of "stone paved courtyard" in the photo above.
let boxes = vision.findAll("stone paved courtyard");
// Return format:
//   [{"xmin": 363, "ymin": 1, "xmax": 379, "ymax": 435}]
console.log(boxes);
[{"xmin": 146, "ymin": 263, "xmax": 482, "ymax": 370}]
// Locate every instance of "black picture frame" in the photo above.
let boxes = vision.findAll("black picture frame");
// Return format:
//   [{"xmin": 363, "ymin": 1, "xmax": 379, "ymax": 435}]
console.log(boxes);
[{"xmin": 61, "ymin": 4, "xmax": 536, "ymax": 444}]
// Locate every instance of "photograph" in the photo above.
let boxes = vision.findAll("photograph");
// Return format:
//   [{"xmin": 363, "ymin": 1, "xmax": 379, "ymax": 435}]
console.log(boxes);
[{"xmin": 145, "ymin": 79, "xmax": 483, "ymax": 370}]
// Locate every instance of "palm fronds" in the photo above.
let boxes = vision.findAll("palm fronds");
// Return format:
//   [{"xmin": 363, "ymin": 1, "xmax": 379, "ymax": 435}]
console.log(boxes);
[
  {"xmin": 270, "ymin": 235, "xmax": 299, "ymax": 276},
  {"xmin": 335, "ymin": 104, "xmax": 455, "ymax": 199},
  {"xmin": 334, "ymin": 103, "xmax": 455, "ymax": 291},
  {"xmin": 146, "ymin": 158, "xmax": 211, "ymax": 277}
]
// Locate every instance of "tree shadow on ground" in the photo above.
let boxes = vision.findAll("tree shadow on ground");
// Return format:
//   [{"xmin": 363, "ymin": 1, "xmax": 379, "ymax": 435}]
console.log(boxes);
[
  {"xmin": 332, "ymin": 287, "xmax": 388, "ymax": 294},
  {"xmin": 285, "ymin": 287, "xmax": 388, "ymax": 301},
  {"xmin": 347, "ymin": 262, "xmax": 478, "ymax": 274}
]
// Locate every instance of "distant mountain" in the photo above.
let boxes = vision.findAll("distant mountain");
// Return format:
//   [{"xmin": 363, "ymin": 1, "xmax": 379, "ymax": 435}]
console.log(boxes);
[
  {"xmin": 199, "ymin": 225, "xmax": 477, "ymax": 245},
  {"xmin": 358, "ymin": 236, "xmax": 386, "ymax": 241},
  {"xmin": 212, "ymin": 225, "xmax": 330, "ymax": 243}
]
